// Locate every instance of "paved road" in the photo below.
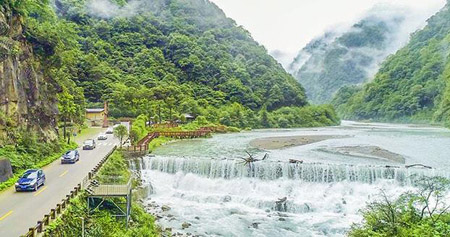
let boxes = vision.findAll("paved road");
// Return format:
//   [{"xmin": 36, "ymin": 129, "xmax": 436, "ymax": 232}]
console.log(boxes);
[{"xmin": 0, "ymin": 132, "xmax": 118, "ymax": 237}]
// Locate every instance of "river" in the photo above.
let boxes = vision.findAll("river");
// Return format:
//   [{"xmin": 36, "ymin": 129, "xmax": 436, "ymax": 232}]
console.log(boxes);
[{"xmin": 131, "ymin": 121, "xmax": 450, "ymax": 236}]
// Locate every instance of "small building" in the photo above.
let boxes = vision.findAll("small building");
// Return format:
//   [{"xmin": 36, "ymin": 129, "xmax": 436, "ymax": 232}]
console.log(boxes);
[
  {"xmin": 86, "ymin": 108, "xmax": 105, "ymax": 120},
  {"xmin": 86, "ymin": 102, "xmax": 109, "ymax": 127}
]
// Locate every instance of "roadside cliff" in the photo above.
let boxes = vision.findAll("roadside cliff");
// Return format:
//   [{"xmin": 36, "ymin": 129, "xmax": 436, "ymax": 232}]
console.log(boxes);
[{"xmin": 0, "ymin": 5, "xmax": 59, "ymax": 144}]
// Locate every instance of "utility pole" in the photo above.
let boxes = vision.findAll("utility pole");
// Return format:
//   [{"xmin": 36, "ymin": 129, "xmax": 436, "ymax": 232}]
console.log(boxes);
[{"xmin": 81, "ymin": 217, "xmax": 85, "ymax": 237}]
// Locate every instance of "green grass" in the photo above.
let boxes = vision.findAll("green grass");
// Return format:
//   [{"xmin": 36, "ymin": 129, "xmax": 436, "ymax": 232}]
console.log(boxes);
[
  {"xmin": 73, "ymin": 127, "xmax": 105, "ymax": 145},
  {"xmin": 148, "ymin": 137, "xmax": 173, "ymax": 152}
]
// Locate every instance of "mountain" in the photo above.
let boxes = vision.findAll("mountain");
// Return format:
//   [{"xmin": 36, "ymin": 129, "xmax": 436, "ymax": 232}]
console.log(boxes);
[
  {"xmin": 52, "ymin": 0, "xmax": 339, "ymax": 128},
  {"xmin": 289, "ymin": 5, "xmax": 434, "ymax": 104},
  {"xmin": 332, "ymin": 1, "xmax": 450, "ymax": 126}
]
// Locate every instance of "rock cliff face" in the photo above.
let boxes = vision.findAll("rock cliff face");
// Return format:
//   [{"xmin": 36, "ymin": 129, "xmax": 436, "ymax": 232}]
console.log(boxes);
[{"xmin": 0, "ymin": 6, "xmax": 59, "ymax": 143}]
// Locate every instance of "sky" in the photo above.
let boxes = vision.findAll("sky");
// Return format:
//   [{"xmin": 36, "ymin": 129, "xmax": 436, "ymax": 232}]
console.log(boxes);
[{"xmin": 209, "ymin": 0, "xmax": 446, "ymax": 67}]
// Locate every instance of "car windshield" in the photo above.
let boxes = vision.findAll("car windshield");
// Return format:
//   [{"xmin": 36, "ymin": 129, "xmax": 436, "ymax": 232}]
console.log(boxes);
[
  {"xmin": 65, "ymin": 151, "xmax": 75, "ymax": 156},
  {"xmin": 84, "ymin": 140, "xmax": 93, "ymax": 145},
  {"xmin": 22, "ymin": 172, "xmax": 37, "ymax": 179}
]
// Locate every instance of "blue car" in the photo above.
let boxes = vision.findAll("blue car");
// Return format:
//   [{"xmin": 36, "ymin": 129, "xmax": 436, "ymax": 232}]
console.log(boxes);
[
  {"xmin": 15, "ymin": 169, "xmax": 45, "ymax": 192},
  {"xmin": 61, "ymin": 150, "xmax": 80, "ymax": 164}
]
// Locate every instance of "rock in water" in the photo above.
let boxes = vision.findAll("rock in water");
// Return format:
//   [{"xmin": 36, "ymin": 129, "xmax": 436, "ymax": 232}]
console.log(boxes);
[
  {"xmin": 161, "ymin": 205, "xmax": 171, "ymax": 211},
  {"xmin": 182, "ymin": 222, "xmax": 191, "ymax": 229}
]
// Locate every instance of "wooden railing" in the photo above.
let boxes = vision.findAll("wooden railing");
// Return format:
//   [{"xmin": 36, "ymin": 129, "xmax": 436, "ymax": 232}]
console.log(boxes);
[
  {"xmin": 22, "ymin": 146, "xmax": 117, "ymax": 237},
  {"xmin": 130, "ymin": 129, "xmax": 212, "ymax": 152}
]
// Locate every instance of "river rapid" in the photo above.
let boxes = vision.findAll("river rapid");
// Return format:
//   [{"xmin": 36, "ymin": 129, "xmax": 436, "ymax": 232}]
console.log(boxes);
[{"xmin": 131, "ymin": 121, "xmax": 450, "ymax": 236}]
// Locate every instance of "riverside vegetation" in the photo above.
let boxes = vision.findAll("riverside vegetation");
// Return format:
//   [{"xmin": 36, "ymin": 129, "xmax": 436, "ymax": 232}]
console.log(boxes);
[
  {"xmin": 44, "ymin": 150, "xmax": 164, "ymax": 236},
  {"xmin": 2, "ymin": 0, "xmax": 450, "ymax": 236}
]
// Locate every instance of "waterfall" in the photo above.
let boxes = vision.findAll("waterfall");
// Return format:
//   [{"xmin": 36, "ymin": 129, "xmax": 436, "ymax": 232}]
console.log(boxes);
[{"xmin": 141, "ymin": 156, "xmax": 449, "ymax": 185}]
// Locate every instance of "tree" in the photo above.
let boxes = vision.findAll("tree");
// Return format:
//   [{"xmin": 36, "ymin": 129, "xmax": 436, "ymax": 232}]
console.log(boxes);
[
  {"xmin": 113, "ymin": 125, "xmax": 128, "ymax": 148},
  {"xmin": 349, "ymin": 176, "xmax": 450, "ymax": 236},
  {"xmin": 58, "ymin": 91, "xmax": 77, "ymax": 144}
]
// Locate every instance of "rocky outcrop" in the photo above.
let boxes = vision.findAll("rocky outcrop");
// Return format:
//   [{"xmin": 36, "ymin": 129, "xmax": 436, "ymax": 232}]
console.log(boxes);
[
  {"xmin": 0, "ymin": 5, "xmax": 59, "ymax": 143},
  {"xmin": 0, "ymin": 158, "xmax": 13, "ymax": 182}
]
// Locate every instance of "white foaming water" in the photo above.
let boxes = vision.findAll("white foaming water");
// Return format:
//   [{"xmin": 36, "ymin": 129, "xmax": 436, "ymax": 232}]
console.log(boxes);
[{"xmin": 136, "ymin": 121, "xmax": 450, "ymax": 236}]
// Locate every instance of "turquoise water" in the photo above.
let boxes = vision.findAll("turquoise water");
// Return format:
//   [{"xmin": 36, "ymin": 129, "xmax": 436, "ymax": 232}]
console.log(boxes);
[{"xmin": 136, "ymin": 121, "xmax": 450, "ymax": 236}]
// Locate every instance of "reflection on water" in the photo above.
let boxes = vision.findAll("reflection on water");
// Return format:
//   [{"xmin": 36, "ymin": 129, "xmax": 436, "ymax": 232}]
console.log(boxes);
[{"xmin": 136, "ymin": 121, "xmax": 450, "ymax": 236}]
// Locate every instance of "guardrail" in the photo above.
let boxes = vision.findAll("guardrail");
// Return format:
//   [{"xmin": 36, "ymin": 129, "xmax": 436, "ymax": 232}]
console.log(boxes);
[{"xmin": 22, "ymin": 146, "xmax": 117, "ymax": 237}]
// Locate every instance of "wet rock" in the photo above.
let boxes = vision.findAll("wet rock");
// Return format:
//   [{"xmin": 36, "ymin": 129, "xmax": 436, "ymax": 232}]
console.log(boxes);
[
  {"xmin": 304, "ymin": 203, "xmax": 311, "ymax": 212},
  {"xmin": 162, "ymin": 205, "xmax": 171, "ymax": 211},
  {"xmin": 265, "ymin": 209, "xmax": 270, "ymax": 213},
  {"xmin": 169, "ymin": 217, "xmax": 176, "ymax": 222},
  {"xmin": 194, "ymin": 216, "xmax": 200, "ymax": 220},
  {"xmin": 182, "ymin": 222, "xmax": 191, "ymax": 229},
  {"xmin": 342, "ymin": 199, "xmax": 347, "ymax": 205},
  {"xmin": 167, "ymin": 214, "xmax": 174, "ymax": 218},
  {"xmin": 252, "ymin": 222, "xmax": 259, "ymax": 228},
  {"xmin": 165, "ymin": 227, "xmax": 172, "ymax": 232},
  {"xmin": 223, "ymin": 195, "xmax": 232, "ymax": 202},
  {"xmin": 279, "ymin": 218, "xmax": 286, "ymax": 221}
]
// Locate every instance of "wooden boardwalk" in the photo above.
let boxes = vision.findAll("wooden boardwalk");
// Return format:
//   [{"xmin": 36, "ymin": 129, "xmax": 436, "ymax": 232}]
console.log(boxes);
[{"xmin": 128, "ymin": 129, "xmax": 212, "ymax": 152}]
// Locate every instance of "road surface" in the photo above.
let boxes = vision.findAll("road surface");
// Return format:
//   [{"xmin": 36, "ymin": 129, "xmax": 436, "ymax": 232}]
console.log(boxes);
[{"xmin": 0, "ymin": 131, "xmax": 118, "ymax": 237}]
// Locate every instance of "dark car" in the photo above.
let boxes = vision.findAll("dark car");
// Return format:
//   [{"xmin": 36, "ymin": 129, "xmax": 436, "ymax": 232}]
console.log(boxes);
[
  {"xmin": 15, "ymin": 169, "xmax": 45, "ymax": 192},
  {"xmin": 83, "ymin": 139, "xmax": 96, "ymax": 150},
  {"xmin": 61, "ymin": 150, "xmax": 80, "ymax": 164}
]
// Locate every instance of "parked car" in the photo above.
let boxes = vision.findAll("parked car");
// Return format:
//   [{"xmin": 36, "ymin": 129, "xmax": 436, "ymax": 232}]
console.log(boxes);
[
  {"xmin": 97, "ymin": 133, "xmax": 108, "ymax": 140},
  {"xmin": 105, "ymin": 127, "xmax": 114, "ymax": 134},
  {"xmin": 61, "ymin": 150, "xmax": 80, "ymax": 164},
  {"xmin": 15, "ymin": 169, "xmax": 45, "ymax": 192},
  {"xmin": 83, "ymin": 139, "xmax": 96, "ymax": 150}
]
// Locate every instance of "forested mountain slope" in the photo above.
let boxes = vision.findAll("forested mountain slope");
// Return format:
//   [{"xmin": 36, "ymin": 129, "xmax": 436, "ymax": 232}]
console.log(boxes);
[
  {"xmin": 332, "ymin": 1, "xmax": 450, "ymax": 126},
  {"xmin": 51, "ymin": 0, "xmax": 338, "ymax": 128},
  {"xmin": 289, "ymin": 6, "xmax": 433, "ymax": 104}
]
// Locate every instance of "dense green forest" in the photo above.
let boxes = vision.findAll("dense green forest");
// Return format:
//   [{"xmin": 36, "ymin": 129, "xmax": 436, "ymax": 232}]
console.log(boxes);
[
  {"xmin": 333, "ymin": 1, "xmax": 450, "ymax": 126},
  {"xmin": 51, "ymin": 0, "xmax": 339, "ymax": 129},
  {"xmin": 289, "ymin": 8, "xmax": 409, "ymax": 104}
]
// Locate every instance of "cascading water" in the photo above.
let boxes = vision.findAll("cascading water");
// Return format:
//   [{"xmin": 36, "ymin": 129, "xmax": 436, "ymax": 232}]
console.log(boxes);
[
  {"xmin": 142, "ymin": 156, "xmax": 448, "ymax": 185},
  {"xmin": 136, "ymin": 121, "xmax": 450, "ymax": 236}
]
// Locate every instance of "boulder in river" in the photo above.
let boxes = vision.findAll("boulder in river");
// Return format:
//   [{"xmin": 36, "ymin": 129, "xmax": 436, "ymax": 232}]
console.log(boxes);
[
  {"xmin": 162, "ymin": 205, "xmax": 171, "ymax": 211},
  {"xmin": 182, "ymin": 222, "xmax": 191, "ymax": 229}
]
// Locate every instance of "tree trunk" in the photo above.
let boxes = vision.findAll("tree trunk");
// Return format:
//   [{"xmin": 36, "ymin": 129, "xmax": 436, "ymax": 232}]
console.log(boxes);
[
  {"xmin": 63, "ymin": 118, "xmax": 67, "ymax": 140},
  {"xmin": 158, "ymin": 104, "xmax": 162, "ymax": 124}
]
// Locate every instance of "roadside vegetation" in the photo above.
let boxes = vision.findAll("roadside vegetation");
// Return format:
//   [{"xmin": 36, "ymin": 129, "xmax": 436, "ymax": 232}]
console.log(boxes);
[
  {"xmin": 44, "ymin": 150, "xmax": 163, "ymax": 236},
  {"xmin": 350, "ymin": 176, "xmax": 450, "ymax": 236},
  {"xmin": 0, "ymin": 130, "xmax": 77, "ymax": 192}
]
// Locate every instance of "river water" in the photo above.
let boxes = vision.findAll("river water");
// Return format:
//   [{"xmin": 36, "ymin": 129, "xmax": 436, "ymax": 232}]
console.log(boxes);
[{"xmin": 132, "ymin": 121, "xmax": 450, "ymax": 236}]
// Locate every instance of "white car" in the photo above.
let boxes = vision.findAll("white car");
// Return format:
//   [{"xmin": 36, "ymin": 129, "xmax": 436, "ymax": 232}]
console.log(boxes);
[
  {"xmin": 105, "ymin": 127, "xmax": 114, "ymax": 134},
  {"xmin": 97, "ymin": 133, "xmax": 107, "ymax": 140}
]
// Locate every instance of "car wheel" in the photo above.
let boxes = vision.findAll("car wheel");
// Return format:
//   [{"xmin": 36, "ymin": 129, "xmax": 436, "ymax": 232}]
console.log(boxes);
[{"xmin": 34, "ymin": 184, "xmax": 38, "ymax": 191}]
